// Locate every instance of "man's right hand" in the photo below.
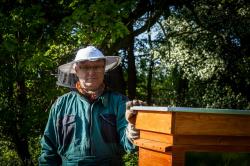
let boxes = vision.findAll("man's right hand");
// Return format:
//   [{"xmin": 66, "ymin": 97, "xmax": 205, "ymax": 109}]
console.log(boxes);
[
  {"xmin": 125, "ymin": 100, "xmax": 147, "ymax": 142},
  {"xmin": 125, "ymin": 100, "xmax": 147, "ymax": 124}
]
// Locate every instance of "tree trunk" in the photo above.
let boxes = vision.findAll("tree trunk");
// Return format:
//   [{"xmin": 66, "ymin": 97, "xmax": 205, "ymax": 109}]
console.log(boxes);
[
  {"xmin": 172, "ymin": 67, "xmax": 188, "ymax": 106},
  {"xmin": 13, "ymin": 131, "xmax": 33, "ymax": 166},
  {"xmin": 147, "ymin": 59, "xmax": 154, "ymax": 105},
  {"xmin": 13, "ymin": 77, "xmax": 34, "ymax": 165},
  {"xmin": 105, "ymin": 66, "xmax": 126, "ymax": 95},
  {"xmin": 127, "ymin": 25, "xmax": 136, "ymax": 100},
  {"xmin": 147, "ymin": 30, "xmax": 154, "ymax": 105}
]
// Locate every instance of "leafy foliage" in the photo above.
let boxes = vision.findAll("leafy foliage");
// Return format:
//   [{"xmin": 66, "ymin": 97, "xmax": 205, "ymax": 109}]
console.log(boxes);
[
  {"xmin": 0, "ymin": 141, "xmax": 22, "ymax": 165},
  {"xmin": 136, "ymin": 0, "xmax": 250, "ymax": 109},
  {"xmin": 122, "ymin": 152, "xmax": 138, "ymax": 166}
]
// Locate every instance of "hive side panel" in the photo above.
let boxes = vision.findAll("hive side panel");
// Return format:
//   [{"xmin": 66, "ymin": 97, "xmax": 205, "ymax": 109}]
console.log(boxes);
[
  {"xmin": 135, "ymin": 111, "xmax": 173, "ymax": 134},
  {"xmin": 174, "ymin": 112, "xmax": 250, "ymax": 136}
]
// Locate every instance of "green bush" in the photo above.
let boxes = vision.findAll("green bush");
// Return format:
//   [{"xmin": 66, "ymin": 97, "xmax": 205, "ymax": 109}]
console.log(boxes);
[
  {"xmin": 0, "ymin": 141, "xmax": 22, "ymax": 166},
  {"xmin": 122, "ymin": 152, "xmax": 138, "ymax": 166}
]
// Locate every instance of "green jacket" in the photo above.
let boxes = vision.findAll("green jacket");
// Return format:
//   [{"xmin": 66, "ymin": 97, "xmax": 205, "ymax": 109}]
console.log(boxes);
[{"xmin": 39, "ymin": 90, "xmax": 135, "ymax": 165}]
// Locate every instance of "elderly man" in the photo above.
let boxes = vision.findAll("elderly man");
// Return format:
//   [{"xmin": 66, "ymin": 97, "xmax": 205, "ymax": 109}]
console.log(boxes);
[{"xmin": 39, "ymin": 46, "xmax": 142, "ymax": 165}]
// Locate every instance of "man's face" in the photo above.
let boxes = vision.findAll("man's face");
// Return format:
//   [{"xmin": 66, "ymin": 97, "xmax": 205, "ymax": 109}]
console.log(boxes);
[{"xmin": 75, "ymin": 59, "xmax": 105, "ymax": 91}]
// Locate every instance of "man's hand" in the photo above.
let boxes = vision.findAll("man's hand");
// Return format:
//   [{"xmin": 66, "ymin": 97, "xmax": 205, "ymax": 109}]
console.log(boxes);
[
  {"xmin": 125, "ymin": 100, "xmax": 147, "ymax": 124},
  {"xmin": 125, "ymin": 100, "xmax": 147, "ymax": 142}
]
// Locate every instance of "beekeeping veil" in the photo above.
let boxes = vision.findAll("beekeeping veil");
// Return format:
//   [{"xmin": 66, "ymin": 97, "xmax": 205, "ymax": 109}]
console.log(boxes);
[{"xmin": 56, "ymin": 46, "xmax": 121, "ymax": 88}]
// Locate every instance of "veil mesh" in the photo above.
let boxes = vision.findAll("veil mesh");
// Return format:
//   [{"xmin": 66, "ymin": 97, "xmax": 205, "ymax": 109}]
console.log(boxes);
[
  {"xmin": 56, "ymin": 63, "xmax": 79, "ymax": 88},
  {"xmin": 55, "ymin": 49, "xmax": 121, "ymax": 89}
]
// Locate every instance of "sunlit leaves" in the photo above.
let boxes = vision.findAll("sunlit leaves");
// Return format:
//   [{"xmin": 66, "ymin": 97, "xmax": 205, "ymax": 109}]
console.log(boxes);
[
  {"xmin": 61, "ymin": 0, "xmax": 131, "ymax": 47},
  {"xmin": 138, "ymin": 0, "xmax": 250, "ymax": 108},
  {"xmin": 155, "ymin": 15, "xmax": 225, "ymax": 81},
  {"xmin": 237, "ymin": 6, "xmax": 250, "ymax": 16}
]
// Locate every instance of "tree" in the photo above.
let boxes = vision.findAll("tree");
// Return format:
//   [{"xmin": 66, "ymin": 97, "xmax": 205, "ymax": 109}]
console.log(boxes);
[
  {"xmin": 0, "ymin": 1, "xmax": 72, "ymax": 164},
  {"xmin": 153, "ymin": 0, "xmax": 250, "ymax": 108}
]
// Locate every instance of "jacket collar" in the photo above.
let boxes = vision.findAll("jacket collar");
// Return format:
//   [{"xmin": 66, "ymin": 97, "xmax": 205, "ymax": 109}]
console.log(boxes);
[
  {"xmin": 75, "ymin": 81, "xmax": 105, "ymax": 102},
  {"xmin": 98, "ymin": 90, "xmax": 110, "ymax": 107}
]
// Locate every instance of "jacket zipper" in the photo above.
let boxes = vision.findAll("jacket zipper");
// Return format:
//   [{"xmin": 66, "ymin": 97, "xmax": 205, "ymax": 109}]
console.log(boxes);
[{"xmin": 89, "ymin": 101, "xmax": 97, "ymax": 155}]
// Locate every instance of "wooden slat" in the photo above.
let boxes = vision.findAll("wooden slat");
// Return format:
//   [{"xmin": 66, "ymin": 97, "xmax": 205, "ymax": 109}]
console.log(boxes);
[
  {"xmin": 171, "ymin": 145, "xmax": 250, "ymax": 152},
  {"xmin": 174, "ymin": 112, "xmax": 250, "ymax": 136},
  {"xmin": 135, "ymin": 111, "xmax": 173, "ymax": 134},
  {"xmin": 139, "ymin": 132, "xmax": 250, "ymax": 146},
  {"xmin": 139, "ymin": 147, "xmax": 172, "ymax": 166},
  {"xmin": 134, "ymin": 139, "xmax": 172, "ymax": 152},
  {"xmin": 140, "ymin": 130, "xmax": 173, "ymax": 144},
  {"xmin": 173, "ymin": 135, "xmax": 250, "ymax": 146}
]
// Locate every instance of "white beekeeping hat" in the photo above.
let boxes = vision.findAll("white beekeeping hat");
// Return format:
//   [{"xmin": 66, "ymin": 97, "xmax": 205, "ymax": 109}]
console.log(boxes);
[{"xmin": 56, "ymin": 46, "xmax": 121, "ymax": 88}]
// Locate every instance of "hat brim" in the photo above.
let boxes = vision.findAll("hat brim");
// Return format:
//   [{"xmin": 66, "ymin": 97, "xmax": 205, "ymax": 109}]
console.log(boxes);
[{"xmin": 58, "ymin": 56, "xmax": 121, "ymax": 74}]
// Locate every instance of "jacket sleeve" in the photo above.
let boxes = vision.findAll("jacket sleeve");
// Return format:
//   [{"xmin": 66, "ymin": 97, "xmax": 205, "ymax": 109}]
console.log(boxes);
[
  {"xmin": 38, "ymin": 102, "xmax": 61, "ymax": 165},
  {"xmin": 116, "ymin": 95, "xmax": 137, "ymax": 152}
]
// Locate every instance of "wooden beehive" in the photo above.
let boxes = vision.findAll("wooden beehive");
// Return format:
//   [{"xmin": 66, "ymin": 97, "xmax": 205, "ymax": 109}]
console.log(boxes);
[{"xmin": 132, "ymin": 106, "xmax": 250, "ymax": 166}]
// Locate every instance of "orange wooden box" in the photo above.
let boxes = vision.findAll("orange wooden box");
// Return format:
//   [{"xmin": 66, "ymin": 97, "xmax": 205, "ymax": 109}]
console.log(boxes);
[{"xmin": 132, "ymin": 106, "xmax": 250, "ymax": 166}]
